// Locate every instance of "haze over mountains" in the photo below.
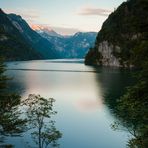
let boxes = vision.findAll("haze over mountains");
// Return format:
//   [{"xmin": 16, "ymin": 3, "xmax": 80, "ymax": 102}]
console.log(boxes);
[
  {"xmin": 33, "ymin": 26, "xmax": 97, "ymax": 58},
  {"xmin": 8, "ymin": 14, "xmax": 60, "ymax": 59},
  {"xmin": 0, "ymin": 9, "xmax": 97, "ymax": 61}
]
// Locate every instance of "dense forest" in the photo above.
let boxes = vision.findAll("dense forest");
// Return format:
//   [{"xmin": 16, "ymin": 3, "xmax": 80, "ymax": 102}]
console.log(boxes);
[
  {"xmin": 85, "ymin": 0, "xmax": 148, "ymax": 67},
  {"xmin": 85, "ymin": 0, "xmax": 148, "ymax": 147},
  {"xmin": 0, "ymin": 9, "xmax": 42, "ymax": 61}
]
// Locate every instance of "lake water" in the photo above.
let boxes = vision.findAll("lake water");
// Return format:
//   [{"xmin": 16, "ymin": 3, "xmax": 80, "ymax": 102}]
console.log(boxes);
[{"xmin": 5, "ymin": 59, "xmax": 133, "ymax": 148}]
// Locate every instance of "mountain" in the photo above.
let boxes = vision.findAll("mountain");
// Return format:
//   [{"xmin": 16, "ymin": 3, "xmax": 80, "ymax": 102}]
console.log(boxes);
[
  {"xmin": 0, "ymin": 9, "xmax": 41, "ymax": 61},
  {"xmin": 35, "ymin": 27, "xmax": 97, "ymax": 58},
  {"xmin": 8, "ymin": 14, "xmax": 60, "ymax": 59},
  {"xmin": 85, "ymin": 0, "xmax": 148, "ymax": 68},
  {"xmin": 34, "ymin": 26, "xmax": 62, "ymax": 38},
  {"xmin": 40, "ymin": 29, "xmax": 62, "ymax": 37},
  {"xmin": 0, "ymin": 8, "xmax": 96, "ymax": 60},
  {"xmin": 62, "ymin": 32, "xmax": 97, "ymax": 58}
]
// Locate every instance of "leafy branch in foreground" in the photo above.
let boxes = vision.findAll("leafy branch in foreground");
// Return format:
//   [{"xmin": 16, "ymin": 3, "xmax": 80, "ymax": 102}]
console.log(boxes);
[
  {"xmin": 0, "ymin": 58, "xmax": 28, "ymax": 147},
  {"xmin": 111, "ymin": 63, "xmax": 148, "ymax": 148},
  {"xmin": 22, "ymin": 94, "xmax": 62, "ymax": 148}
]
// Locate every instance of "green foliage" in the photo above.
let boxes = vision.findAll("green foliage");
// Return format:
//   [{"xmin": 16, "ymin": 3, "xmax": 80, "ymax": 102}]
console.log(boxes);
[
  {"xmin": 132, "ymin": 41, "xmax": 148, "ymax": 68},
  {"xmin": 85, "ymin": 47, "xmax": 102, "ymax": 65},
  {"xmin": 111, "ymin": 63, "xmax": 148, "ymax": 147},
  {"xmin": 0, "ymin": 58, "xmax": 27, "ymax": 147},
  {"xmin": 0, "ymin": 94, "xmax": 27, "ymax": 136},
  {"xmin": 85, "ymin": 0, "xmax": 148, "ymax": 67},
  {"xmin": 0, "ymin": 58, "xmax": 7, "ymax": 91},
  {"xmin": 0, "ymin": 9, "xmax": 41, "ymax": 61},
  {"xmin": 0, "ymin": 58, "xmax": 61, "ymax": 147},
  {"xmin": 22, "ymin": 94, "xmax": 62, "ymax": 148},
  {"xmin": 85, "ymin": 1, "xmax": 148, "ymax": 145}
]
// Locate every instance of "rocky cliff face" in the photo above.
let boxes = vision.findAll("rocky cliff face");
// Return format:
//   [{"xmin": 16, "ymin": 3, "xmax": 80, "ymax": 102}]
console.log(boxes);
[
  {"xmin": 85, "ymin": 0, "xmax": 148, "ymax": 67},
  {"xmin": 96, "ymin": 41, "xmax": 120, "ymax": 67}
]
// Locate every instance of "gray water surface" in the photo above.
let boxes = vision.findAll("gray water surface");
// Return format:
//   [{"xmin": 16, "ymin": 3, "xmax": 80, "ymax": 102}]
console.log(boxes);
[{"xmin": 5, "ymin": 59, "xmax": 132, "ymax": 148}]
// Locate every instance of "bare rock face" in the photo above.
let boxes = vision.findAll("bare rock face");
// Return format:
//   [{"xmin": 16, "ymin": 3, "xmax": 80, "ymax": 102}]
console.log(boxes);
[
  {"xmin": 85, "ymin": 0, "xmax": 148, "ymax": 68},
  {"xmin": 97, "ymin": 41, "xmax": 121, "ymax": 67}
]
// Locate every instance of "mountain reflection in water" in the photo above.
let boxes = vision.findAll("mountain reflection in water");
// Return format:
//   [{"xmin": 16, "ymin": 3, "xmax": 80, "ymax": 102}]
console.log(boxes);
[{"xmin": 3, "ymin": 59, "xmax": 134, "ymax": 148}]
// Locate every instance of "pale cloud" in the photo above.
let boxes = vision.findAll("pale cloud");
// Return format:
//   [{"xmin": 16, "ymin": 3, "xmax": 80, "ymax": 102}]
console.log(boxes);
[
  {"xmin": 4, "ymin": 8, "xmax": 40, "ymax": 23},
  {"xmin": 77, "ymin": 6, "xmax": 112, "ymax": 17}
]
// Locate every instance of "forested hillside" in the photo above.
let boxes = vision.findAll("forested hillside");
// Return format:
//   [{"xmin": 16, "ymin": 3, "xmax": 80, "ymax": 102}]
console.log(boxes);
[
  {"xmin": 0, "ymin": 9, "xmax": 41, "ymax": 61},
  {"xmin": 85, "ymin": 0, "xmax": 148, "ymax": 68}
]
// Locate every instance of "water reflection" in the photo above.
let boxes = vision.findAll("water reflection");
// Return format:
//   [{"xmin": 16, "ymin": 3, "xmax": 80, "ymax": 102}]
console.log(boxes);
[
  {"xmin": 0, "ymin": 93, "xmax": 62, "ymax": 148},
  {"xmin": 5, "ymin": 60, "xmax": 133, "ymax": 148},
  {"xmin": 0, "ymin": 94, "xmax": 27, "ymax": 147},
  {"xmin": 94, "ymin": 67, "xmax": 147, "ymax": 147},
  {"xmin": 76, "ymin": 99, "xmax": 102, "ymax": 112},
  {"xmin": 95, "ymin": 67, "xmax": 134, "ymax": 112}
]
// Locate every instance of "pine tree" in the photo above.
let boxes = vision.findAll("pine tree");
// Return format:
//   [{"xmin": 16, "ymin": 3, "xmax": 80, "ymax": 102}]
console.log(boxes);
[{"xmin": 0, "ymin": 58, "xmax": 7, "ymax": 93}]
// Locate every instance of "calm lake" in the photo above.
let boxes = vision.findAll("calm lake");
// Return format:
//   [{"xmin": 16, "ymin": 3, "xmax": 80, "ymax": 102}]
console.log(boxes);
[{"xmin": 5, "ymin": 59, "xmax": 133, "ymax": 148}]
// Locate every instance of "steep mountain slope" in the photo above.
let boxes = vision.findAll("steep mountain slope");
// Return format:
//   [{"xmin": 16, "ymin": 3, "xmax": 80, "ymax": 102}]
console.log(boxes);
[
  {"xmin": 36, "ymin": 28, "xmax": 62, "ymax": 38},
  {"xmin": 8, "ymin": 14, "xmax": 60, "ymax": 59},
  {"xmin": 0, "ymin": 9, "xmax": 41, "ymax": 61},
  {"xmin": 85, "ymin": 0, "xmax": 148, "ymax": 67},
  {"xmin": 36, "ymin": 28, "xmax": 97, "ymax": 58}
]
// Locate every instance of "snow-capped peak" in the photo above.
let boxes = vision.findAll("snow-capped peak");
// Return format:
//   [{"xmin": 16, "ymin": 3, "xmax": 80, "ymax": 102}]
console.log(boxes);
[{"xmin": 30, "ymin": 24, "xmax": 62, "ymax": 37}]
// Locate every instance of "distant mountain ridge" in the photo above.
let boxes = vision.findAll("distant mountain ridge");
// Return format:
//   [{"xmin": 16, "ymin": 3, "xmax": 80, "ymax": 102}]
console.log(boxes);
[
  {"xmin": 0, "ymin": 9, "xmax": 97, "ymax": 60},
  {"xmin": 34, "ymin": 26, "xmax": 63, "ymax": 38},
  {"xmin": 34, "ymin": 26, "xmax": 97, "ymax": 58},
  {"xmin": 0, "ymin": 9, "xmax": 61, "ymax": 60},
  {"xmin": 8, "ymin": 14, "xmax": 60, "ymax": 59}
]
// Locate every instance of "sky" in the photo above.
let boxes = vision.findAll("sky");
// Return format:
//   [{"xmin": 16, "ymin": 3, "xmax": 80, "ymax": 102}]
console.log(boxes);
[{"xmin": 0, "ymin": 0, "xmax": 125, "ymax": 35}]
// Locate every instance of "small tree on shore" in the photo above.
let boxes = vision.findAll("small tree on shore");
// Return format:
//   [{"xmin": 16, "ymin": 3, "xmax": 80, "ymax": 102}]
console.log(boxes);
[{"xmin": 22, "ymin": 94, "xmax": 62, "ymax": 148}]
